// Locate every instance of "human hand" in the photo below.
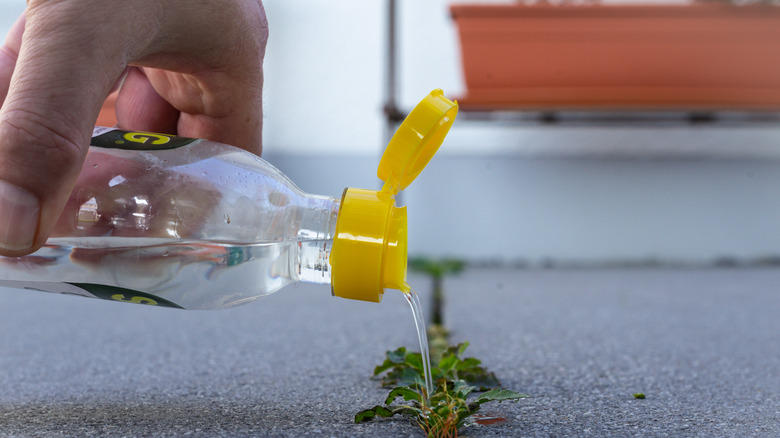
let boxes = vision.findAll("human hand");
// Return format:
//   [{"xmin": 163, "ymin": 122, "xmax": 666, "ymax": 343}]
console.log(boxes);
[{"xmin": 0, "ymin": 0, "xmax": 268, "ymax": 256}]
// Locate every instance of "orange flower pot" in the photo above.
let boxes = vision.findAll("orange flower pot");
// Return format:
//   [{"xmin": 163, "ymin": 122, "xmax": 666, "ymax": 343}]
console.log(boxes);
[{"xmin": 450, "ymin": 4, "xmax": 780, "ymax": 111}]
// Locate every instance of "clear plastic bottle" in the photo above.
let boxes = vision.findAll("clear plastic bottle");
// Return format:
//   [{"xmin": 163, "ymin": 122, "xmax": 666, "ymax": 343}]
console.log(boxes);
[{"xmin": 0, "ymin": 90, "xmax": 458, "ymax": 310}]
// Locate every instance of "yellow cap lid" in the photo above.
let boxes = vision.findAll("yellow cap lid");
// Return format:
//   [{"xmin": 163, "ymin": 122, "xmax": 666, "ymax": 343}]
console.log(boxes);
[
  {"xmin": 378, "ymin": 89, "xmax": 459, "ymax": 194},
  {"xmin": 330, "ymin": 90, "xmax": 458, "ymax": 302}
]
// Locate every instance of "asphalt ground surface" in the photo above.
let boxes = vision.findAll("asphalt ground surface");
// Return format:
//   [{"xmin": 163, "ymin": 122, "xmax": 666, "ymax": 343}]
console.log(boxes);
[{"xmin": 1, "ymin": 267, "xmax": 779, "ymax": 437}]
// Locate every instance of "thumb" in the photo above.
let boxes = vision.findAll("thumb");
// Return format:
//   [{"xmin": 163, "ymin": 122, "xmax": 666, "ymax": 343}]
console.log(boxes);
[{"xmin": 0, "ymin": 8, "xmax": 124, "ymax": 256}]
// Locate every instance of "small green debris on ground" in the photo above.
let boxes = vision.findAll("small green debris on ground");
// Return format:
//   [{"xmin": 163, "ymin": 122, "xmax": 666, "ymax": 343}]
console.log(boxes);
[{"xmin": 633, "ymin": 393, "xmax": 646, "ymax": 399}]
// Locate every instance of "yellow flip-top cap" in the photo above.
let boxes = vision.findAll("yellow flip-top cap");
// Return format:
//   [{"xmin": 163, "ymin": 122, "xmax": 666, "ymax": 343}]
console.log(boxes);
[
  {"xmin": 330, "ymin": 90, "xmax": 458, "ymax": 302},
  {"xmin": 378, "ymin": 89, "xmax": 459, "ymax": 194}
]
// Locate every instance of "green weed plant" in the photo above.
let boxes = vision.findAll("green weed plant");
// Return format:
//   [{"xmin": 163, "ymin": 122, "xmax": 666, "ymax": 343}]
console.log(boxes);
[
  {"xmin": 356, "ymin": 342, "xmax": 528, "ymax": 437},
  {"xmin": 373, "ymin": 342, "xmax": 500, "ymax": 391}
]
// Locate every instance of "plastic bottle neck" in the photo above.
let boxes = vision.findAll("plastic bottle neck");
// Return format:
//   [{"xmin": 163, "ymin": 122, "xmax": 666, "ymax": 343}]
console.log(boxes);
[{"xmin": 293, "ymin": 194, "xmax": 340, "ymax": 286}]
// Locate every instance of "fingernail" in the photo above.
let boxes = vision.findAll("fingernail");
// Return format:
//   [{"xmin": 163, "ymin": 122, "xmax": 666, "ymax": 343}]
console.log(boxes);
[{"xmin": 0, "ymin": 180, "xmax": 40, "ymax": 251}]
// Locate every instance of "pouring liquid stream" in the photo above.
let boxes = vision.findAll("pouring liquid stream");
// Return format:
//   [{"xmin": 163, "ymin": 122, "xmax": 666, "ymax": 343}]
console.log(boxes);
[{"xmin": 402, "ymin": 283, "xmax": 433, "ymax": 402}]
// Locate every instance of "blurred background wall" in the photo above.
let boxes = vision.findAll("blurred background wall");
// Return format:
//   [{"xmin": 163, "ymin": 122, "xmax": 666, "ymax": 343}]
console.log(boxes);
[{"xmin": 2, "ymin": 0, "xmax": 780, "ymax": 266}]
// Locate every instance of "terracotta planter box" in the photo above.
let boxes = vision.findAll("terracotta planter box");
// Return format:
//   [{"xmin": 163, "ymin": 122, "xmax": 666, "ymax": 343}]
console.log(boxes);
[{"xmin": 450, "ymin": 4, "xmax": 780, "ymax": 111}]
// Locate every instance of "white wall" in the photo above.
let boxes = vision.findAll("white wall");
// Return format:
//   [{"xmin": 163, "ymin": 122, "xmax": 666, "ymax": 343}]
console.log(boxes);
[
  {"xmin": 261, "ymin": 1, "xmax": 388, "ymax": 155},
  {"xmin": 262, "ymin": 0, "xmax": 696, "ymax": 156},
  {"xmin": 268, "ymin": 127, "xmax": 780, "ymax": 266},
  {"xmin": 3, "ymin": 1, "xmax": 780, "ymax": 265}
]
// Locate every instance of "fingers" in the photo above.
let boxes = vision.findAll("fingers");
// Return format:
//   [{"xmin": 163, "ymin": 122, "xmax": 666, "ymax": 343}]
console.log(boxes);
[
  {"xmin": 138, "ymin": 0, "xmax": 268, "ymax": 154},
  {"xmin": 0, "ymin": 4, "xmax": 132, "ymax": 255},
  {"xmin": 0, "ymin": 0, "xmax": 268, "ymax": 256},
  {"xmin": 115, "ymin": 67, "xmax": 179, "ymax": 134},
  {"xmin": 0, "ymin": 14, "xmax": 33, "ymax": 254},
  {"xmin": 0, "ymin": 13, "xmax": 25, "ymax": 107}
]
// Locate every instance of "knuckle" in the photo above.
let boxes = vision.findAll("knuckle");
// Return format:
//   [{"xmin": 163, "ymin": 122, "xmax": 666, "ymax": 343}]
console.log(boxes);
[
  {"xmin": 255, "ymin": 1, "xmax": 269, "ymax": 39},
  {"xmin": 0, "ymin": 110, "xmax": 86, "ymax": 175},
  {"xmin": 242, "ymin": 1, "xmax": 268, "ymax": 52}
]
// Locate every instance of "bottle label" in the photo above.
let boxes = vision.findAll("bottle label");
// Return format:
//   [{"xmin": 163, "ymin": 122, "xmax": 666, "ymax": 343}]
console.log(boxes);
[
  {"xmin": 91, "ymin": 127, "xmax": 197, "ymax": 151},
  {"xmin": 2, "ymin": 280, "xmax": 183, "ymax": 309}
]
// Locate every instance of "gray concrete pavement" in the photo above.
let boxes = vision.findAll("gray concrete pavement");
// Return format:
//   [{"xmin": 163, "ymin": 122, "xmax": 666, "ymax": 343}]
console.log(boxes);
[{"xmin": 1, "ymin": 267, "xmax": 779, "ymax": 437}]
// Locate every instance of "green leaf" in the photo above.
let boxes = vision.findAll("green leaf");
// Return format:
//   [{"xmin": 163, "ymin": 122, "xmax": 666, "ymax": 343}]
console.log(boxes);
[
  {"xmin": 457, "ymin": 342, "xmax": 470, "ymax": 357},
  {"xmin": 459, "ymin": 368, "xmax": 501, "ymax": 391},
  {"xmin": 438, "ymin": 353, "xmax": 458, "ymax": 374},
  {"xmin": 372, "ymin": 359, "xmax": 396, "ymax": 377},
  {"xmin": 387, "ymin": 347, "xmax": 407, "ymax": 364},
  {"xmin": 397, "ymin": 367, "xmax": 425, "ymax": 388},
  {"xmin": 373, "ymin": 347, "xmax": 429, "ymax": 388},
  {"xmin": 404, "ymin": 351, "xmax": 423, "ymax": 372},
  {"xmin": 355, "ymin": 405, "xmax": 394, "ymax": 423},
  {"xmin": 372, "ymin": 347, "xmax": 408, "ymax": 377},
  {"xmin": 456, "ymin": 357, "xmax": 482, "ymax": 371},
  {"xmin": 386, "ymin": 386, "xmax": 423, "ymax": 405},
  {"xmin": 475, "ymin": 388, "xmax": 529, "ymax": 405},
  {"xmin": 451, "ymin": 380, "xmax": 477, "ymax": 399}
]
